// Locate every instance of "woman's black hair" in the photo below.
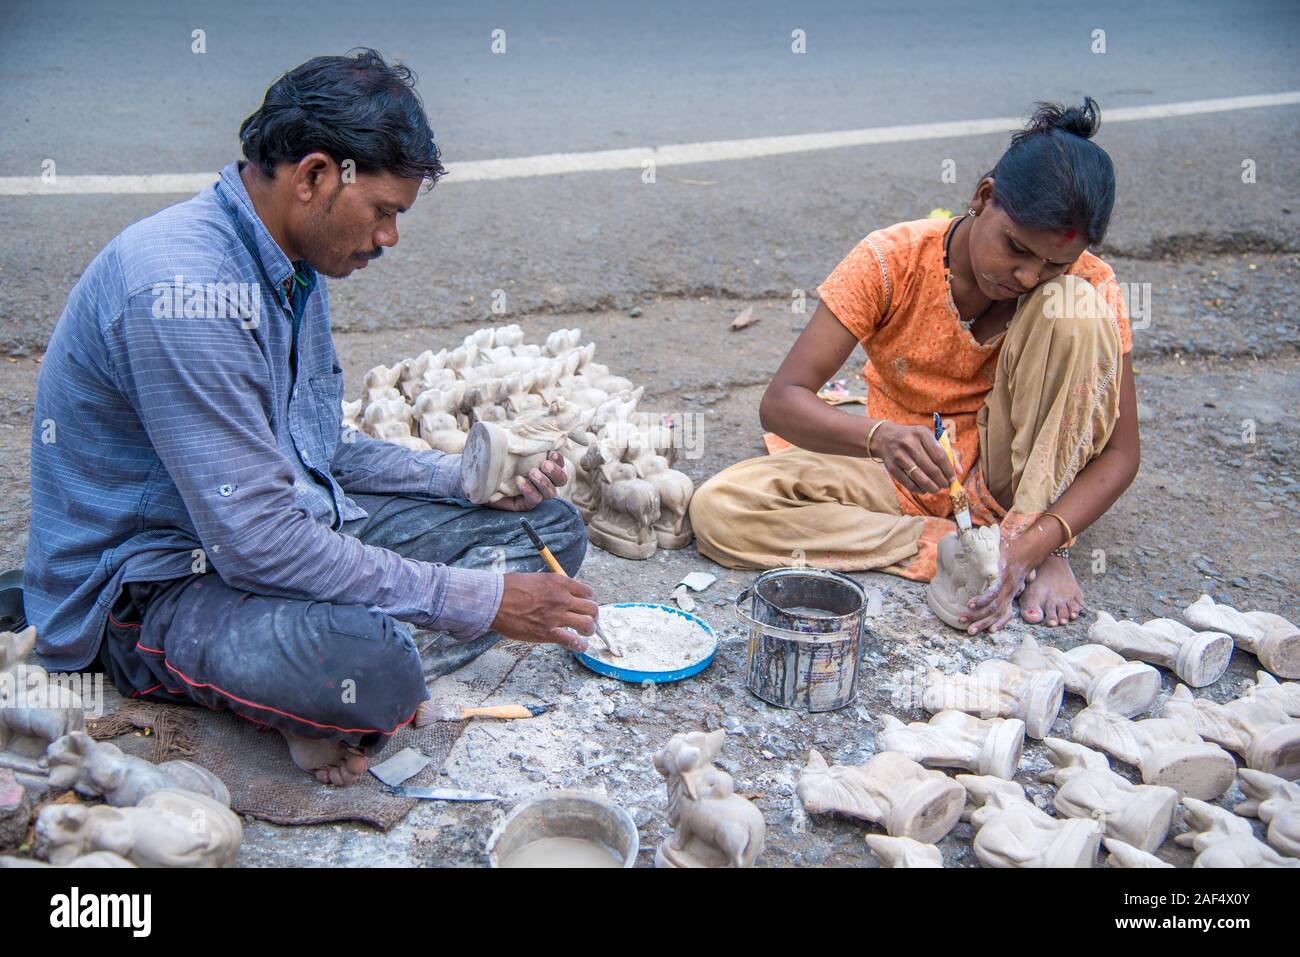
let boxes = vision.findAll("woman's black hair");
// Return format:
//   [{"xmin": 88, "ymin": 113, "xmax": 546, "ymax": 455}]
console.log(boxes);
[
  {"xmin": 239, "ymin": 48, "xmax": 445, "ymax": 187},
  {"xmin": 987, "ymin": 98, "xmax": 1115, "ymax": 245}
]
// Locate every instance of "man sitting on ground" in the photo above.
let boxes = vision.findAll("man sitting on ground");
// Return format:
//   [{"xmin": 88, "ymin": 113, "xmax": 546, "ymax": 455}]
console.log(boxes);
[{"xmin": 25, "ymin": 49, "xmax": 596, "ymax": 786}]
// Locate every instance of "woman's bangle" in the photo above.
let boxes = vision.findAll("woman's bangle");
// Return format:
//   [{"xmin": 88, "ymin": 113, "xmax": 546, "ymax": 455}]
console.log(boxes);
[
  {"xmin": 1042, "ymin": 510, "xmax": 1074, "ymax": 546},
  {"xmin": 866, "ymin": 420, "xmax": 886, "ymax": 460}
]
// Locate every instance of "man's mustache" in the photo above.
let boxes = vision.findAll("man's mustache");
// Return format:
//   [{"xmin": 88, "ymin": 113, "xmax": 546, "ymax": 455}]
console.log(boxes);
[{"xmin": 359, "ymin": 247, "xmax": 383, "ymax": 260}]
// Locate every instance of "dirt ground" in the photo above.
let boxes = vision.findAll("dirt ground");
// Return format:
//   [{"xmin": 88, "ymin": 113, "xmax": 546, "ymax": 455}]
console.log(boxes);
[{"xmin": 1, "ymin": 249, "xmax": 1296, "ymax": 866}]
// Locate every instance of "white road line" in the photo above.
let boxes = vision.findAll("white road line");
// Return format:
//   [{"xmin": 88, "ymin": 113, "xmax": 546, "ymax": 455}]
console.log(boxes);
[{"xmin": 3, "ymin": 90, "xmax": 1298, "ymax": 196}]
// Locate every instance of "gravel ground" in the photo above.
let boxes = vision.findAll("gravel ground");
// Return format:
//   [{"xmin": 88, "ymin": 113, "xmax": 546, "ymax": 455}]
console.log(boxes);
[{"xmin": 1, "ymin": 250, "xmax": 1296, "ymax": 867}]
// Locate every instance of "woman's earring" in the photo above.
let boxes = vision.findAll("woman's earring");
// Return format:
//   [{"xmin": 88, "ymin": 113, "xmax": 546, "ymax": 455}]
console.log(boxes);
[{"xmin": 967, "ymin": 206, "xmax": 977, "ymax": 217}]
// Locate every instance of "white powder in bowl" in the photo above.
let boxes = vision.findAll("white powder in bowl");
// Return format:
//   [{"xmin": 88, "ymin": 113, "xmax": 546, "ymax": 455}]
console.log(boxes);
[{"xmin": 586, "ymin": 604, "xmax": 714, "ymax": 672}]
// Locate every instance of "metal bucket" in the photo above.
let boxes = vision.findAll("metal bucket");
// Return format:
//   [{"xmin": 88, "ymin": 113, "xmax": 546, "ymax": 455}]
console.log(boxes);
[{"xmin": 736, "ymin": 567, "xmax": 869, "ymax": 712}]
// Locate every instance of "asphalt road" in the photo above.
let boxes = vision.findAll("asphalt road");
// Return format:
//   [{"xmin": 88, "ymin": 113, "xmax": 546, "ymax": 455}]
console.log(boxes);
[{"xmin": 1, "ymin": 0, "xmax": 1298, "ymax": 351}]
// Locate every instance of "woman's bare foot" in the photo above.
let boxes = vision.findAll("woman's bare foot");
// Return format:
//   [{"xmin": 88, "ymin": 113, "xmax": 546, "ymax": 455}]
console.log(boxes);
[
  {"xmin": 1019, "ymin": 553, "xmax": 1084, "ymax": 627},
  {"xmin": 279, "ymin": 730, "xmax": 369, "ymax": 786}
]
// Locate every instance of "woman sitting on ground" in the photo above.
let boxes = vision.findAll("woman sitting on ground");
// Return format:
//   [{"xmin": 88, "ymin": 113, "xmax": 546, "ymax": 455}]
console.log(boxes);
[{"xmin": 690, "ymin": 99, "xmax": 1139, "ymax": 635}]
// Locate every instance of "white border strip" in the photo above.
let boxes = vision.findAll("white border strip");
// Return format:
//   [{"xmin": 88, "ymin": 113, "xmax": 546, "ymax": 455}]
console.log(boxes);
[{"xmin": 3, "ymin": 91, "xmax": 1297, "ymax": 196}]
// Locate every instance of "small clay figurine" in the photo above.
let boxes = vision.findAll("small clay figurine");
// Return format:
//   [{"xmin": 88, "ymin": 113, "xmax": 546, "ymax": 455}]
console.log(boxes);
[
  {"xmin": 1089, "ymin": 611, "xmax": 1233, "ymax": 688},
  {"xmin": 864, "ymin": 834, "xmax": 945, "ymax": 868},
  {"xmin": 460, "ymin": 398, "xmax": 591, "ymax": 504},
  {"xmin": 35, "ymin": 788, "xmax": 243, "ymax": 868},
  {"xmin": 921, "ymin": 658, "xmax": 1065, "ymax": 739},
  {"xmin": 1009, "ymin": 635, "xmax": 1161, "ymax": 718},
  {"xmin": 399, "ymin": 349, "xmax": 455, "ymax": 402},
  {"xmin": 1039, "ymin": 737, "xmax": 1179, "ymax": 853},
  {"xmin": 543, "ymin": 328, "xmax": 583, "ymax": 356},
  {"xmin": 1103, "ymin": 838, "xmax": 1174, "ymax": 868},
  {"xmin": 967, "ymin": 787, "xmax": 1103, "ymax": 868},
  {"xmin": 954, "ymin": 773, "xmax": 1026, "ymax": 823},
  {"xmin": 653, "ymin": 730, "xmax": 765, "ymax": 868},
  {"xmin": 45, "ymin": 732, "xmax": 230, "ymax": 808},
  {"xmin": 1183, "ymin": 594, "xmax": 1299, "ymax": 679},
  {"xmin": 1069, "ymin": 705, "xmax": 1237, "ymax": 800},
  {"xmin": 1175, "ymin": 798, "xmax": 1300, "ymax": 868},
  {"xmin": 632, "ymin": 452, "xmax": 694, "ymax": 550},
  {"xmin": 0, "ymin": 627, "xmax": 85, "ymax": 760},
  {"xmin": 340, "ymin": 398, "xmax": 363, "ymax": 433},
  {"xmin": 361, "ymin": 363, "xmax": 403, "ymax": 405},
  {"xmin": 585, "ymin": 458, "xmax": 660, "ymax": 559},
  {"xmin": 927, "ymin": 527, "xmax": 1000, "ymax": 629},
  {"xmin": 1233, "ymin": 768, "xmax": 1300, "ymax": 858},
  {"xmin": 1160, "ymin": 673, "xmax": 1300, "ymax": 779},
  {"xmin": 362, "ymin": 398, "xmax": 431, "ymax": 452},
  {"xmin": 878, "ymin": 710, "xmax": 1026, "ymax": 780},
  {"xmin": 796, "ymin": 749, "xmax": 965, "ymax": 844}
]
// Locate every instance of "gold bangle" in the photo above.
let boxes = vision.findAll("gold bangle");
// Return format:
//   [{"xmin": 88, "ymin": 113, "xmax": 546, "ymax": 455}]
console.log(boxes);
[
  {"xmin": 866, "ymin": 420, "xmax": 886, "ymax": 459},
  {"xmin": 1043, "ymin": 510, "xmax": 1074, "ymax": 545}
]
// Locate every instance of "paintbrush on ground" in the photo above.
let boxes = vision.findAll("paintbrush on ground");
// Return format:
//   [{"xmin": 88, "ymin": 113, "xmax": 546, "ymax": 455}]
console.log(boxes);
[
  {"xmin": 519, "ymin": 518, "xmax": 621, "ymax": 656},
  {"xmin": 415, "ymin": 701, "xmax": 553, "ymax": 728},
  {"xmin": 933, "ymin": 413, "xmax": 973, "ymax": 532}
]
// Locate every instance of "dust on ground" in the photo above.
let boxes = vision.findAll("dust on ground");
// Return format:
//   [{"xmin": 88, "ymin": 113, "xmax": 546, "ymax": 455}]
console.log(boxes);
[{"xmin": 0, "ymin": 250, "xmax": 1296, "ymax": 866}]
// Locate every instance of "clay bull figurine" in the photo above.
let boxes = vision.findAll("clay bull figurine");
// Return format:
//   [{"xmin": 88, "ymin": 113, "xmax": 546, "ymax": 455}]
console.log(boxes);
[{"xmin": 654, "ymin": 729, "xmax": 765, "ymax": 867}]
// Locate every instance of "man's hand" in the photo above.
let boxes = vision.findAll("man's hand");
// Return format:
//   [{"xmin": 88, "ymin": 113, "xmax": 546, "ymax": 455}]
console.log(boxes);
[
  {"xmin": 484, "ymin": 451, "xmax": 569, "ymax": 512},
  {"xmin": 490, "ymin": 571, "xmax": 596, "ymax": 651}
]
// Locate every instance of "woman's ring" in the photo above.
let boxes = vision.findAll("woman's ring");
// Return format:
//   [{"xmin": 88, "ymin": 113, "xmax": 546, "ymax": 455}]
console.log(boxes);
[{"xmin": 905, "ymin": 465, "xmax": 921, "ymax": 477}]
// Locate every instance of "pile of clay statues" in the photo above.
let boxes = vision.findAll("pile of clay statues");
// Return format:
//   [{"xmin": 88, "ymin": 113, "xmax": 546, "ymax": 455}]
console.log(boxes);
[
  {"xmin": 0, "ymin": 627, "xmax": 241, "ymax": 868},
  {"xmin": 790, "ymin": 592, "xmax": 1300, "ymax": 867},
  {"xmin": 345, "ymin": 324, "xmax": 695, "ymax": 560}
]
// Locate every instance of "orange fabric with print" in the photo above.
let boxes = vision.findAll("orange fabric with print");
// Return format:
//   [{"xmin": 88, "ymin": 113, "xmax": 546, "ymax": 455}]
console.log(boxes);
[{"xmin": 817, "ymin": 217, "xmax": 1132, "ymax": 522}]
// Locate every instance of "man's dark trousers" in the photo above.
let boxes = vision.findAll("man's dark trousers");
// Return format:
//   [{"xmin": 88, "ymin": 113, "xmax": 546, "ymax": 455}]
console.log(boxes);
[{"xmin": 97, "ymin": 495, "xmax": 587, "ymax": 754}]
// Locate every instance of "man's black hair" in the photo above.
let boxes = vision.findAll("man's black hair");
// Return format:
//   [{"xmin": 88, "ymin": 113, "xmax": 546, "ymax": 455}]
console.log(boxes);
[
  {"xmin": 987, "ymin": 98, "xmax": 1115, "ymax": 245},
  {"xmin": 239, "ymin": 48, "xmax": 445, "ymax": 188}
]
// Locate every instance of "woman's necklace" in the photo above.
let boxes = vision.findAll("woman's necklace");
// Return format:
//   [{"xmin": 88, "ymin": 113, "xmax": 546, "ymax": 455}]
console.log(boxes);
[{"xmin": 942, "ymin": 214, "xmax": 989, "ymax": 328}]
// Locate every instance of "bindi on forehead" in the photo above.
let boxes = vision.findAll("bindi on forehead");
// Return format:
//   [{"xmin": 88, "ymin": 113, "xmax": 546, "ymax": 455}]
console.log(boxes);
[{"xmin": 1060, "ymin": 228, "xmax": 1077, "ymax": 243}]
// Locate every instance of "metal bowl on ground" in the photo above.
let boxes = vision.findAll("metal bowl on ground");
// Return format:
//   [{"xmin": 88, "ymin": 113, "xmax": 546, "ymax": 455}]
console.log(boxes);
[{"xmin": 485, "ymin": 789, "xmax": 639, "ymax": 868}]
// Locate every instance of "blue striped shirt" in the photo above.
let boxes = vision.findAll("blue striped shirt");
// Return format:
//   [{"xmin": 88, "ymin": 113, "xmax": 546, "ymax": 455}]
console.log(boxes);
[{"xmin": 25, "ymin": 161, "xmax": 502, "ymax": 671}]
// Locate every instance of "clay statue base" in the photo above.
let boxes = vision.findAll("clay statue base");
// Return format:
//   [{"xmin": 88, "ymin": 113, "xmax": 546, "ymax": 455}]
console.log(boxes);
[
  {"xmin": 654, "ymin": 841, "xmax": 732, "ymax": 868},
  {"xmin": 586, "ymin": 521, "xmax": 658, "ymax": 561},
  {"xmin": 459, "ymin": 420, "xmax": 514, "ymax": 504},
  {"xmin": 1085, "ymin": 662, "xmax": 1163, "ymax": 717}
]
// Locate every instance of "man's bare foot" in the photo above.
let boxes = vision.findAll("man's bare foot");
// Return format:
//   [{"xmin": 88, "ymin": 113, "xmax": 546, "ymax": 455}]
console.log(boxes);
[
  {"xmin": 1019, "ymin": 553, "xmax": 1084, "ymax": 627},
  {"xmin": 279, "ymin": 730, "xmax": 369, "ymax": 786}
]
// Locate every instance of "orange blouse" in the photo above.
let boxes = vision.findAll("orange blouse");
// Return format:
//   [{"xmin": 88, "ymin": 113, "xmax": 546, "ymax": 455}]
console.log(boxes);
[{"xmin": 817, "ymin": 216, "xmax": 1132, "ymax": 523}]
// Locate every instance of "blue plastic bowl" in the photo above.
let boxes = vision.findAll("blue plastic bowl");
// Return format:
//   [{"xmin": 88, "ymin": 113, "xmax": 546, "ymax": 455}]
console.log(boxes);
[{"xmin": 572, "ymin": 602, "xmax": 717, "ymax": 684}]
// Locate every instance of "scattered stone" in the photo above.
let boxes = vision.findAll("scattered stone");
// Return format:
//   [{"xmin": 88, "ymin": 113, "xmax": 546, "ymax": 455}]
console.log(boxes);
[{"xmin": 0, "ymin": 769, "xmax": 34, "ymax": 849}]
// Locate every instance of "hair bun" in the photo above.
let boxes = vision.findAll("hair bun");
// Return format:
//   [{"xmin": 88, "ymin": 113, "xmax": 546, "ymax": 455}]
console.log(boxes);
[{"xmin": 1014, "ymin": 97, "xmax": 1102, "ymax": 144}]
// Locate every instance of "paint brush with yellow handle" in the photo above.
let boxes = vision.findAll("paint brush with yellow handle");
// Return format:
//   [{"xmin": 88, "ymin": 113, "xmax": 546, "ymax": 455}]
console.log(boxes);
[
  {"xmin": 933, "ymin": 413, "xmax": 973, "ymax": 532},
  {"xmin": 520, "ymin": 518, "xmax": 621, "ymax": 657},
  {"xmin": 415, "ymin": 701, "xmax": 553, "ymax": 727}
]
